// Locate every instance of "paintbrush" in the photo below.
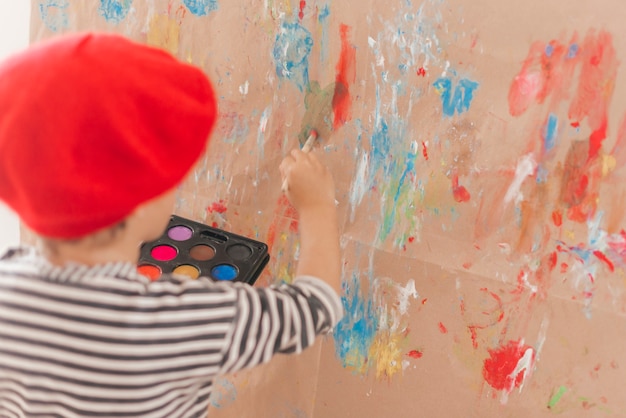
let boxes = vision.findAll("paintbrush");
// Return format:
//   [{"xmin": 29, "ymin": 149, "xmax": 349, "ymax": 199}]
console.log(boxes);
[{"xmin": 281, "ymin": 130, "xmax": 318, "ymax": 192}]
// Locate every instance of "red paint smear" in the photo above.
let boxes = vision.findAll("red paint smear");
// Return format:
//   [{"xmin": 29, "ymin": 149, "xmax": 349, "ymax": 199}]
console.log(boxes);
[
  {"xmin": 421, "ymin": 141, "xmax": 429, "ymax": 161},
  {"xmin": 552, "ymin": 210, "xmax": 563, "ymax": 227},
  {"xmin": 469, "ymin": 326, "xmax": 479, "ymax": 349},
  {"xmin": 593, "ymin": 250, "xmax": 615, "ymax": 272},
  {"xmin": 567, "ymin": 205, "xmax": 591, "ymax": 223},
  {"xmin": 462, "ymin": 262, "xmax": 472, "ymax": 269},
  {"xmin": 452, "ymin": 175, "xmax": 471, "ymax": 203},
  {"xmin": 421, "ymin": 298, "xmax": 428, "ymax": 305},
  {"xmin": 207, "ymin": 200, "xmax": 228, "ymax": 214},
  {"xmin": 416, "ymin": 67, "xmax": 426, "ymax": 77},
  {"xmin": 548, "ymin": 251, "xmax": 558, "ymax": 271},
  {"xmin": 560, "ymin": 262, "xmax": 569, "ymax": 273},
  {"xmin": 509, "ymin": 31, "xmax": 617, "ymax": 165},
  {"xmin": 332, "ymin": 24, "xmax": 356, "ymax": 130},
  {"xmin": 298, "ymin": 0, "xmax": 306, "ymax": 20},
  {"xmin": 465, "ymin": 288, "xmax": 506, "ymax": 349},
  {"xmin": 407, "ymin": 350, "xmax": 423, "ymax": 359},
  {"xmin": 508, "ymin": 38, "xmax": 577, "ymax": 116},
  {"xmin": 438, "ymin": 322, "xmax": 448, "ymax": 334},
  {"xmin": 266, "ymin": 194, "xmax": 299, "ymax": 252},
  {"xmin": 483, "ymin": 340, "xmax": 534, "ymax": 391},
  {"xmin": 511, "ymin": 269, "xmax": 528, "ymax": 295},
  {"xmin": 408, "ymin": 236, "xmax": 416, "ymax": 243},
  {"xmin": 589, "ymin": 122, "xmax": 607, "ymax": 161},
  {"xmin": 568, "ymin": 31, "xmax": 617, "ymax": 161}
]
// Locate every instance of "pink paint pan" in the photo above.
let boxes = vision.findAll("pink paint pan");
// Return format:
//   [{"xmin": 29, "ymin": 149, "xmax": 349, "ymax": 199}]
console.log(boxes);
[{"xmin": 138, "ymin": 215, "xmax": 269, "ymax": 284}]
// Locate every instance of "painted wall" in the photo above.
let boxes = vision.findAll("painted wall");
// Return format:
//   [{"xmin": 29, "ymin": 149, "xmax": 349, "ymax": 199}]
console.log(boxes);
[
  {"xmin": 30, "ymin": 0, "xmax": 626, "ymax": 416},
  {"xmin": 0, "ymin": 3, "xmax": 29, "ymax": 252}
]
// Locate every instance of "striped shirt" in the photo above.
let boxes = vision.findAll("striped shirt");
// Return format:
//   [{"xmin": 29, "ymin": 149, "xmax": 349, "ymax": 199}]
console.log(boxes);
[{"xmin": 0, "ymin": 247, "xmax": 343, "ymax": 418}]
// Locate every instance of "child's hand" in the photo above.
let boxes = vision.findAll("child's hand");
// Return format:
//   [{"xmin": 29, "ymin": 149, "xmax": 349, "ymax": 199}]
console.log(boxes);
[
  {"xmin": 279, "ymin": 148, "xmax": 336, "ymax": 214},
  {"xmin": 279, "ymin": 148, "xmax": 341, "ymax": 293}
]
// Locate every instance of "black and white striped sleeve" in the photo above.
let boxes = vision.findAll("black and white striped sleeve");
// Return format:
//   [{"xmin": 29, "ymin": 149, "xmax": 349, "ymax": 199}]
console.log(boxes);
[{"xmin": 218, "ymin": 276, "xmax": 343, "ymax": 374}]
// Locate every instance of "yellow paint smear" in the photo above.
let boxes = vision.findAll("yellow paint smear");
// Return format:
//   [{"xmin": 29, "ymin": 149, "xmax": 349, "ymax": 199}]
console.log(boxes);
[{"xmin": 147, "ymin": 14, "xmax": 180, "ymax": 55}]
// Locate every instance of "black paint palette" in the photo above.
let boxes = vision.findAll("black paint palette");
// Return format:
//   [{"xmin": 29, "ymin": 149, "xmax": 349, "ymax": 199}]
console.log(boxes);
[{"xmin": 137, "ymin": 215, "xmax": 269, "ymax": 285}]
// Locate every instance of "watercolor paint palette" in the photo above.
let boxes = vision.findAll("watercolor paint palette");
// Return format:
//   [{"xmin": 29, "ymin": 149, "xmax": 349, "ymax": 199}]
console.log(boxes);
[{"xmin": 138, "ymin": 215, "xmax": 269, "ymax": 285}]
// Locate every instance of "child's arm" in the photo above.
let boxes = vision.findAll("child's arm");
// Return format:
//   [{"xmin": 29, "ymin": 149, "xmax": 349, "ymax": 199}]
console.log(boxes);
[
  {"xmin": 279, "ymin": 148, "xmax": 341, "ymax": 293},
  {"xmin": 216, "ymin": 148, "xmax": 343, "ymax": 374}
]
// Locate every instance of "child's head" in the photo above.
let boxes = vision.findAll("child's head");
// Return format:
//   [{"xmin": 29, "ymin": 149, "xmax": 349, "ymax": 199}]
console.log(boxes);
[{"xmin": 0, "ymin": 33, "xmax": 217, "ymax": 244}]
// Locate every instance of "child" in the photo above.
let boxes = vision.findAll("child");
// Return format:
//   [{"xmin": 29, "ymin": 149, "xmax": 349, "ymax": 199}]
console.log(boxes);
[{"xmin": 0, "ymin": 33, "xmax": 342, "ymax": 417}]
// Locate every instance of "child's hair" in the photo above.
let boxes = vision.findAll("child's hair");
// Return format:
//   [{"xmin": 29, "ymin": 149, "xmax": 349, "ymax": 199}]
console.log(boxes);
[{"xmin": 0, "ymin": 33, "xmax": 218, "ymax": 239}]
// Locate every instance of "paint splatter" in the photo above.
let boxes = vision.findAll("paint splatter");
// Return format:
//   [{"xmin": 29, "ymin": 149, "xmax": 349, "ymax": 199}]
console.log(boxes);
[
  {"xmin": 507, "ymin": 30, "xmax": 617, "ymax": 228},
  {"xmin": 369, "ymin": 278, "xmax": 418, "ymax": 379},
  {"xmin": 98, "ymin": 0, "xmax": 132, "ymax": 24},
  {"xmin": 207, "ymin": 200, "xmax": 228, "ymax": 214},
  {"xmin": 433, "ymin": 77, "xmax": 479, "ymax": 118},
  {"xmin": 38, "ymin": 0, "xmax": 69, "ymax": 32},
  {"xmin": 298, "ymin": 0, "xmax": 306, "ymax": 20},
  {"xmin": 547, "ymin": 386, "xmax": 568, "ymax": 410},
  {"xmin": 183, "ymin": 0, "xmax": 218, "ymax": 16},
  {"xmin": 452, "ymin": 174, "xmax": 471, "ymax": 203},
  {"xmin": 333, "ymin": 274, "xmax": 378, "ymax": 374},
  {"xmin": 421, "ymin": 141, "xmax": 429, "ymax": 161},
  {"xmin": 209, "ymin": 377, "xmax": 237, "ymax": 408},
  {"xmin": 542, "ymin": 113, "xmax": 559, "ymax": 152},
  {"xmin": 272, "ymin": 22, "xmax": 313, "ymax": 92},
  {"xmin": 146, "ymin": 14, "xmax": 180, "ymax": 55},
  {"xmin": 334, "ymin": 276, "xmax": 418, "ymax": 380},
  {"xmin": 417, "ymin": 67, "xmax": 427, "ymax": 77},
  {"xmin": 438, "ymin": 322, "xmax": 448, "ymax": 334},
  {"xmin": 266, "ymin": 194, "xmax": 299, "ymax": 253},
  {"xmin": 407, "ymin": 349, "xmax": 423, "ymax": 359},
  {"xmin": 333, "ymin": 24, "xmax": 356, "ymax": 130},
  {"xmin": 483, "ymin": 340, "xmax": 535, "ymax": 392},
  {"xmin": 318, "ymin": 5, "xmax": 331, "ymax": 63}
]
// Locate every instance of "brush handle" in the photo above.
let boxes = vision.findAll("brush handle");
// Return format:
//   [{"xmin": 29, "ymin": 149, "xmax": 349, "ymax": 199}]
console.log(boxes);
[{"xmin": 281, "ymin": 132, "xmax": 318, "ymax": 192}]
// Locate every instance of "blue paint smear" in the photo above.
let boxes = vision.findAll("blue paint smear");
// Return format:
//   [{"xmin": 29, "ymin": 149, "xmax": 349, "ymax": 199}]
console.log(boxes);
[
  {"xmin": 536, "ymin": 164, "xmax": 549, "ymax": 184},
  {"xmin": 543, "ymin": 113, "xmax": 558, "ymax": 151},
  {"xmin": 209, "ymin": 378, "xmax": 237, "ymax": 408},
  {"xmin": 183, "ymin": 0, "xmax": 218, "ymax": 16},
  {"xmin": 318, "ymin": 4, "xmax": 330, "ymax": 63},
  {"xmin": 369, "ymin": 121, "xmax": 392, "ymax": 189},
  {"xmin": 98, "ymin": 0, "xmax": 132, "ymax": 24},
  {"xmin": 380, "ymin": 149, "xmax": 416, "ymax": 240},
  {"xmin": 433, "ymin": 77, "xmax": 479, "ymax": 117},
  {"xmin": 567, "ymin": 44, "xmax": 579, "ymax": 59},
  {"xmin": 369, "ymin": 84, "xmax": 392, "ymax": 183},
  {"xmin": 272, "ymin": 22, "xmax": 313, "ymax": 92},
  {"xmin": 545, "ymin": 44, "xmax": 554, "ymax": 57},
  {"xmin": 39, "ymin": 0, "xmax": 69, "ymax": 32},
  {"xmin": 333, "ymin": 274, "xmax": 378, "ymax": 371}
]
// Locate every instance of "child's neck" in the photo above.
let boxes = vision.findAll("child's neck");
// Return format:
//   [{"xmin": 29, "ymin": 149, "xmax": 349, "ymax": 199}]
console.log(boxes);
[
  {"xmin": 39, "ymin": 240, "xmax": 141, "ymax": 267},
  {"xmin": 36, "ymin": 225, "xmax": 142, "ymax": 267}
]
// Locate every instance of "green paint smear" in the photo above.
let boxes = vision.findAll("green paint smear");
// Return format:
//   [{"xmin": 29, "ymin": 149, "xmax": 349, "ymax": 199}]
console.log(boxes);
[{"xmin": 548, "ymin": 386, "xmax": 568, "ymax": 409}]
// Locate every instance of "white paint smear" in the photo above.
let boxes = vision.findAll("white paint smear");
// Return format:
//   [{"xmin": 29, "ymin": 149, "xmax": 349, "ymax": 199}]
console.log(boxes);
[{"xmin": 504, "ymin": 153, "xmax": 537, "ymax": 205}]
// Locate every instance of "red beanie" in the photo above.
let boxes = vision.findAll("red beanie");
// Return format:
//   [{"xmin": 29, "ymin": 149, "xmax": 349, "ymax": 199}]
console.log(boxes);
[{"xmin": 0, "ymin": 33, "xmax": 217, "ymax": 238}]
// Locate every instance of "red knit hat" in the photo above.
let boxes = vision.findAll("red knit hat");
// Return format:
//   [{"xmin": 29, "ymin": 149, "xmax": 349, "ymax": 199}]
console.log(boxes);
[{"xmin": 0, "ymin": 33, "xmax": 217, "ymax": 238}]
